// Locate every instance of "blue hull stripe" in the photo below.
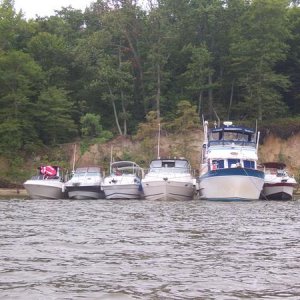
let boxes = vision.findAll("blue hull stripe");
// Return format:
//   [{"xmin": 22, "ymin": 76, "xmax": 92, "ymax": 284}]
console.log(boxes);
[{"xmin": 200, "ymin": 168, "xmax": 264, "ymax": 180}]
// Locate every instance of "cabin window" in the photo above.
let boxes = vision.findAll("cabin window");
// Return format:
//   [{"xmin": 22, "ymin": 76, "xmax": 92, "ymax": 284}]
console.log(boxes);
[
  {"xmin": 150, "ymin": 160, "xmax": 162, "ymax": 168},
  {"xmin": 228, "ymin": 159, "xmax": 240, "ymax": 168},
  {"xmin": 162, "ymin": 161, "xmax": 175, "ymax": 168},
  {"xmin": 212, "ymin": 159, "xmax": 224, "ymax": 169},
  {"xmin": 244, "ymin": 160, "xmax": 255, "ymax": 169}
]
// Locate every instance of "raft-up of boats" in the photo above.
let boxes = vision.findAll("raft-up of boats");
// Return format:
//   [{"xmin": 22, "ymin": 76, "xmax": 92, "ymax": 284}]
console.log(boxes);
[{"xmin": 23, "ymin": 121, "xmax": 298, "ymax": 200}]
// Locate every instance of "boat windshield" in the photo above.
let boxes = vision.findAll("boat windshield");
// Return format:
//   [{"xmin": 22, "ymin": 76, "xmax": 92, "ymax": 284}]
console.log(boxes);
[
  {"xmin": 208, "ymin": 126, "xmax": 257, "ymax": 148},
  {"xmin": 74, "ymin": 167, "xmax": 101, "ymax": 177},
  {"xmin": 149, "ymin": 160, "xmax": 190, "ymax": 173}
]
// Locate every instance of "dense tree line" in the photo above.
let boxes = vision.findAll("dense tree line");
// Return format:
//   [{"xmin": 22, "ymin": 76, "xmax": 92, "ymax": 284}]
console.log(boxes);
[{"xmin": 0, "ymin": 0, "xmax": 300, "ymax": 158}]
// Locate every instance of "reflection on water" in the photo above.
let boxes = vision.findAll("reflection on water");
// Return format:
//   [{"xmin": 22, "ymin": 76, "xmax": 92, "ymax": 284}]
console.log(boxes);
[{"xmin": 0, "ymin": 199, "xmax": 300, "ymax": 299}]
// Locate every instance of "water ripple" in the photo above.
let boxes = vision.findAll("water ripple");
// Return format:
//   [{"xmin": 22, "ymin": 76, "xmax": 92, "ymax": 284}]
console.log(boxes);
[{"xmin": 0, "ymin": 199, "xmax": 299, "ymax": 299}]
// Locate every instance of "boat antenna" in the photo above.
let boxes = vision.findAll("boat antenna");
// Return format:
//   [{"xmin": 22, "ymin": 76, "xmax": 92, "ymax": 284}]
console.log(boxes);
[
  {"xmin": 255, "ymin": 119, "xmax": 258, "ymax": 140},
  {"xmin": 110, "ymin": 146, "xmax": 113, "ymax": 173},
  {"xmin": 72, "ymin": 143, "xmax": 76, "ymax": 175},
  {"xmin": 157, "ymin": 122, "xmax": 161, "ymax": 159}
]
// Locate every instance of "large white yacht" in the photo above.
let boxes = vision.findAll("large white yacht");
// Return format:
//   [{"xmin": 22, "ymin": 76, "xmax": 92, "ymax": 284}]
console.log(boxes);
[{"xmin": 199, "ymin": 121, "xmax": 264, "ymax": 201}]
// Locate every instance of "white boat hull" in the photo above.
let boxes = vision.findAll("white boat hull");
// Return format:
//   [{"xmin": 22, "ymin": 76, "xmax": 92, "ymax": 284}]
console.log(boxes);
[
  {"xmin": 66, "ymin": 186, "xmax": 104, "ymax": 200},
  {"xmin": 261, "ymin": 183, "xmax": 296, "ymax": 200},
  {"xmin": 200, "ymin": 170, "xmax": 264, "ymax": 201},
  {"xmin": 64, "ymin": 166, "xmax": 104, "ymax": 200},
  {"xmin": 24, "ymin": 180, "xmax": 65, "ymax": 199},
  {"xmin": 102, "ymin": 184, "xmax": 142, "ymax": 199},
  {"xmin": 142, "ymin": 180, "xmax": 195, "ymax": 201},
  {"xmin": 102, "ymin": 172, "xmax": 143, "ymax": 200}
]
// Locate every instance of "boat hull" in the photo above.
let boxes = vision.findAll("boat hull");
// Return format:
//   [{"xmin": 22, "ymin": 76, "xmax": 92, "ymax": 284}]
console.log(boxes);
[
  {"xmin": 102, "ymin": 184, "xmax": 143, "ymax": 199},
  {"xmin": 66, "ymin": 185, "xmax": 104, "ymax": 200},
  {"xmin": 142, "ymin": 180, "xmax": 195, "ymax": 201},
  {"xmin": 24, "ymin": 180, "xmax": 65, "ymax": 199},
  {"xmin": 199, "ymin": 168, "xmax": 264, "ymax": 201},
  {"xmin": 261, "ymin": 183, "xmax": 296, "ymax": 200}
]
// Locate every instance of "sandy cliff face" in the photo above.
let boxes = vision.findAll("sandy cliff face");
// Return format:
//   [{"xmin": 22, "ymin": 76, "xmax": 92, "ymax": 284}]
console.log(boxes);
[{"xmin": 259, "ymin": 134, "xmax": 300, "ymax": 177}]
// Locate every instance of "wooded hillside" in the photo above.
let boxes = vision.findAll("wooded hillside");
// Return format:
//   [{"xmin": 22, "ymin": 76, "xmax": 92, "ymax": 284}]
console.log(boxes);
[{"xmin": 1, "ymin": 0, "xmax": 300, "ymax": 183}]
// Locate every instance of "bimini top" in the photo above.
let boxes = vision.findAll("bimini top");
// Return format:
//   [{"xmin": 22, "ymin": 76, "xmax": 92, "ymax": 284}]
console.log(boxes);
[
  {"xmin": 74, "ymin": 166, "xmax": 102, "ymax": 173},
  {"xmin": 111, "ymin": 161, "xmax": 142, "ymax": 170}
]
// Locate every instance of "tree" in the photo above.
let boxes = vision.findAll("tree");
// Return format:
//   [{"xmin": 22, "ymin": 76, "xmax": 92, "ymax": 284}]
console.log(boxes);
[
  {"xmin": 0, "ymin": 0, "xmax": 28, "ymax": 51},
  {"xmin": 0, "ymin": 50, "xmax": 44, "ymax": 155},
  {"xmin": 280, "ymin": 5, "xmax": 300, "ymax": 114},
  {"xmin": 167, "ymin": 100, "xmax": 200, "ymax": 159},
  {"xmin": 182, "ymin": 44, "xmax": 214, "ymax": 116},
  {"xmin": 27, "ymin": 32, "xmax": 71, "ymax": 87},
  {"xmin": 80, "ymin": 113, "xmax": 103, "ymax": 137},
  {"xmin": 35, "ymin": 87, "xmax": 77, "ymax": 145},
  {"xmin": 229, "ymin": 0, "xmax": 290, "ymax": 120},
  {"xmin": 134, "ymin": 110, "xmax": 160, "ymax": 160}
]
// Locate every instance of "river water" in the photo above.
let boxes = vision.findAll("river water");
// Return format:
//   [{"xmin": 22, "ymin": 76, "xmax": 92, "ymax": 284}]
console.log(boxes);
[{"xmin": 0, "ymin": 198, "xmax": 300, "ymax": 300}]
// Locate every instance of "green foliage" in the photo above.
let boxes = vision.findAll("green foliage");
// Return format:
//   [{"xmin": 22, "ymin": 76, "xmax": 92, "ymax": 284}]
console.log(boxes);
[
  {"xmin": 181, "ymin": 44, "xmax": 214, "ymax": 113},
  {"xmin": 166, "ymin": 100, "xmax": 200, "ymax": 160},
  {"xmin": 80, "ymin": 113, "xmax": 103, "ymax": 138},
  {"xmin": 134, "ymin": 111, "xmax": 160, "ymax": 160},
  {"xmin": 229, "ymin": 0, "xmax": 290, "ymax": 121},
  {"xmin": 27, "ymin": 32, "xmax": 71, "ymax": 86},
  {"xmin": 167, "ymin": 100, "xmax": 200, "ymax": 133},
  {"xmin": 0, "ymin": 0, "xmax": 28, "ymax": 51},
  {"xmin": 79, "ymin": 140, "xmax": 90, "ymax": 156},
  {"xmin": 4, "ymin": 156, "xmax": 27, "ymax": 183},
  {"xmin": 0, "ymin": 50, "xmax": 44, "ymax": 155},
  {"xmin": 2, "ymin": 0, "xmax": 300, "ymax": 183},
  {"xmin": 35, "ymin": 87, "xmax": 77, "ymax": 145}
]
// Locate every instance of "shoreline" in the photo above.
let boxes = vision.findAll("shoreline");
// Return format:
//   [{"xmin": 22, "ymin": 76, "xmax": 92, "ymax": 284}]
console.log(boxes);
[
  {"xmin": 0, "ymin": 188, "xmax": 299, "ymax": 200},
  {"xmin": 0, "ymin": 188, "xmax": 28, "ymax": 198}
]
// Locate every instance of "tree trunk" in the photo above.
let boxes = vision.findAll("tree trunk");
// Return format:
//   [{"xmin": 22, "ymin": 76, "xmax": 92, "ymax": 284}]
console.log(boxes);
[
  {"xmin": 121, "ymin": 90, "xmax": 127, "ymax": 136},
  {"xmin": 124, "ymin": 30, "xmax": 145, "ymax": 112},
  {"xmin": 198, "ymin": 90, "xmax": 203, "ymax": 117},
  {"xmin": 208, "ymin": 73, "xmax": 213, "ymax": 119},
  {"xmin": 156, "ymin": 62, "xmax": 161, "ymax": 121},
  {"xmin": 109, "ymin": 85, "xmax": 123, "ymax": 135},
  {"xmin": 228, "ymin": 81, "xmax": 234, "ymax": 120}
]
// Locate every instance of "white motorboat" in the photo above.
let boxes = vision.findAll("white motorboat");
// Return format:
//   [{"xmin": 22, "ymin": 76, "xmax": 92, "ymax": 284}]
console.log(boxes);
[
  {"xmin": 102, "ymin": 161, "xmax": 144, "ymax": 199},
  {"xmin": 260, "ymin": 162, "xmax": 298, "ymax": 200},
  {"xmin": 199, "ymin": 121, "xmax": 265, "ymax": 201},
  {"xmin": 64, "ymin": 166, "xmax": 104, "ymax": 200},
  {"xmin": 141, "ymin": 158, "xmax": 196, "ymax": 201},
  {"xmin": 23, "ymin": 165, "xmax": 66, "ymax": 199}
]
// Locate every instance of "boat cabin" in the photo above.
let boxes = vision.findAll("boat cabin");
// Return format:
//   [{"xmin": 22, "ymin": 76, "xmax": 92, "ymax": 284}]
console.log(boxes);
[
  {"xmin": 261, "ymin": 162, "xmax": 288, "ymax": 177},
  {"xmin": 208, "ymin": 158, "xmax": 256, "ymax": 171},
  {"xmin": 149, "ymin": 159, "xmax": 191, "ymax": 173}
]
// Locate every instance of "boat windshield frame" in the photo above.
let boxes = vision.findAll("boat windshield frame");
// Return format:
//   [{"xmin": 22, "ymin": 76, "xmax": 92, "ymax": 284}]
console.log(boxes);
[
  {"xmin": 208, "ymin": 140, "xmax": 256, "ymax": 147},
  {"xmin": 148, "ymin": 159, "xmax": 191, "ymax": 174},
  {"xmin": 208, "ymin": 125, "xmax": 256, "ymax": 148}
]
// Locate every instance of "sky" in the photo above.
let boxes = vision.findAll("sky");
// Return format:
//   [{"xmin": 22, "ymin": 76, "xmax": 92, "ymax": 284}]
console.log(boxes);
[{"xmin": 14, "ymin": 0, "xmax": 93, "ymax": 19}]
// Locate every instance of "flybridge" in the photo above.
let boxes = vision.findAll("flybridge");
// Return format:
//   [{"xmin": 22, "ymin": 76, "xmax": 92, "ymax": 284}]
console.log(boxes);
[{"xmin": 211, "ymin": 126, "xmax": 255, "ymax": 135}]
